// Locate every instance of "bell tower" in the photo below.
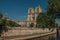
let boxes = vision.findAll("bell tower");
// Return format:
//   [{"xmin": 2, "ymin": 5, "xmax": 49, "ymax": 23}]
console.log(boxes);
[
  {"xmin": 27, "ymin": 6, "xmax": 42, "ymax": 27},
  {"xmin": 35, "ymin": 6, "xmax": 42, "ymax": 13},
  {"xmin": 27, "ymin": 8, "xmax": 35, "ymax": 27}
]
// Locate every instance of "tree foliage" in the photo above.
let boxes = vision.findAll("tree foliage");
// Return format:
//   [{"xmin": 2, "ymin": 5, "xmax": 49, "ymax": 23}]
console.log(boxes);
[
  {"xmin": 47, "ymin": 0, "xmax": 59, "ymax": 28},
  {"xmin": 7, "ymin": 20, "xmax": 20, "ymax": 27},
  {"xmin": 0, "ymin": 12, "xmax": 8, "ymax": 36},
  {"xmin": 0, "ymin": 12, "xmax": 3, "ymax": 18},
  {"xmin": 36, "ymin": 13, "xmax": 47, "ymax": 28},
  {"xmin": 36, "ymin": 13, "xmax": 57, "ymax": 28},
  {"xmin": 47, "ymin": 0, "xmax": 60, "ymax": 18},
  {"xmin": 0, "ymin": 12, "xmax": 20, "ymax": 36},
  {"xmin": 36, "ymin": 0, "xmax": 59, "ymax": 28}
]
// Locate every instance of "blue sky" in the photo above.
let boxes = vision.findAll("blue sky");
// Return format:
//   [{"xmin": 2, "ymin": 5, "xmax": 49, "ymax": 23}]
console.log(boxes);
[
  {"xmin": 0, "ymin": 0, "xmax": 48, "ymax": 21},
  {"xmin": 0, "ymin": 0, "xmax": 60, "ymax": 26}
]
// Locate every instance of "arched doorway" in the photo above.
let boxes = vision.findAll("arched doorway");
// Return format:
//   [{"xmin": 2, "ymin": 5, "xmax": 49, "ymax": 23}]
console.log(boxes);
[{"xmin": 30, "ymin": 23, "xmax": 34, "ymax": 28}]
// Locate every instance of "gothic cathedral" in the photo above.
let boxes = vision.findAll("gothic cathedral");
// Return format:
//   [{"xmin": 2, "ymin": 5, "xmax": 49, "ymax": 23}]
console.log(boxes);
[{"xmin": 27, "ymin": 6, "xmax": 42, "ymax": 27}]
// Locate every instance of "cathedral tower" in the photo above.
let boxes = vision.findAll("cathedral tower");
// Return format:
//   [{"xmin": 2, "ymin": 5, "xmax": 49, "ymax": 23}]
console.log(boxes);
[
  {"xmin": 27, "ymin": 6, "xmax": 42, "ymax": 27},
  {"xmin": 35, "ymin": 6, "xmax": 42, "ymax": 13}
]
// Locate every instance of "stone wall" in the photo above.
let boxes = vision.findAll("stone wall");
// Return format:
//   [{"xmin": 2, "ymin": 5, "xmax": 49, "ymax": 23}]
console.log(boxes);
[{"xmin": 2, "ymin": 28, "xmax": 56, "ymax": 37}]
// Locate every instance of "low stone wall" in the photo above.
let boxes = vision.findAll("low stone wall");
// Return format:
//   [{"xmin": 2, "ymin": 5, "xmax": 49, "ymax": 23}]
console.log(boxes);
[
  {"xmin": 1, "ymin": 28, "xmax": 56, "ymax": 40},
  {"xmin": 2, "ymin": 28, "xmax": 56, "ymax": 37},
  {"xmin": 14, "ymin": 30, "xmax": 56, "ymax": 40}
]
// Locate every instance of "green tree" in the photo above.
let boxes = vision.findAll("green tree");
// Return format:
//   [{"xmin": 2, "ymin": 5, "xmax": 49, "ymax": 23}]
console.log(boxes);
[
  {"xmin": 36, "ymin": 0, "xmax": 59, "ymax": 31},
  {"xmin": 47, "ymin": 0, "xmax": 59, "ymax": 28},
  {"xmin": 36, "ymin": 12, "xmax": 56, "ymax": 29},
  {"xmin": 0, "ymin": 12, "xmax": 3, "ymax": 18},
  {"xmin": 46, "ymin": 0, "xmax": 59, "ymax": 30},
  {"xmin": 7, "ymin": 20, "xmax": 20, "ymax": 27},
  {"xmin": 0, "ymin": 12, "xmax": 8, "ymax": 36},
  {"xmin": 36, "ymin": 13, "xmax": 47, "ymax": 28},
  {"xmin": 47, "ymin": 0, "xmax": 60, "ymax": 18}
]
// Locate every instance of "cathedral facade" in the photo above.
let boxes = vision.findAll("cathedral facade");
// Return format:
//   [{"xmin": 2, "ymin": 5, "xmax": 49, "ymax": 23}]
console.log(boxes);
[{"xmin": 27, "ymin": 6, "xmax": 42, "ymax": 27}]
